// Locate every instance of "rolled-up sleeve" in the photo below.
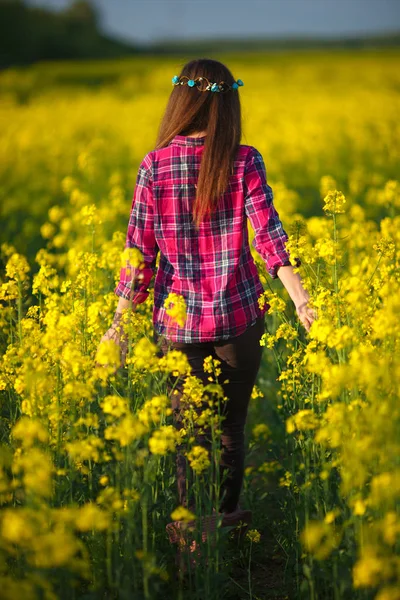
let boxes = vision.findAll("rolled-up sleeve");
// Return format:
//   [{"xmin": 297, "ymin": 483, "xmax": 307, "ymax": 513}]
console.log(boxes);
[
  {"xmin": 244, "ymin": 147, "xmax": 301, "ymax": 279},
  {"xmin": 114, "ymin": 153, "xmax": 159, "ymax": 304}
]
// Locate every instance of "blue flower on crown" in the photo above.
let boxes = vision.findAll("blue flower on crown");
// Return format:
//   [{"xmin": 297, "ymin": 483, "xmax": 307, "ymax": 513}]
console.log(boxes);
[{"xmin": 171, "ymin": 74, "xmax": 244, "ymax": 92}]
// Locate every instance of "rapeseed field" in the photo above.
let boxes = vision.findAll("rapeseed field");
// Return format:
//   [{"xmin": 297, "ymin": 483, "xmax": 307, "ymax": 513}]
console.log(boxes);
[{"xmin": 0, "ymin": 50, "xmax": 399, "ymax": 599}]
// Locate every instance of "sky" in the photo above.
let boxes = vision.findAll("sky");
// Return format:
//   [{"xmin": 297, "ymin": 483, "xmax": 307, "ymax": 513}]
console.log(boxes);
[{"xmin": 26, "ymin": 0, "xmax": 400, "ymax": 46}]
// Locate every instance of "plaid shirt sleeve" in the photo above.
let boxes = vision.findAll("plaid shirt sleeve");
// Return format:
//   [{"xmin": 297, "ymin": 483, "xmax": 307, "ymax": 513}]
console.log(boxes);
[
  {"xmin": 114, "ymin": 153, "xmax": 158, "ymax": 304},
  {"xmin": 244, "ymin": 147, "xmax": 301, "ymax": 279}
]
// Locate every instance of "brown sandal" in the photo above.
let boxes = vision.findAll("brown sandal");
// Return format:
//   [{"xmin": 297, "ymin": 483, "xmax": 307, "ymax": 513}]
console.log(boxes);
[
  {"xmin": 220, "ymin": 506, "xmax": 252, "ymax": 542},
  {"xmin": 166, "ymin": 505, "xmax": 252, "ymax": 570}
]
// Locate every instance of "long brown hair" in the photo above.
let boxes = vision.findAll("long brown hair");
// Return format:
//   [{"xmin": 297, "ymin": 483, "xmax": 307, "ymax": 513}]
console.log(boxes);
[{"xmin": 154, "ymin": 58, "xmax": 242, "ymax": 230}]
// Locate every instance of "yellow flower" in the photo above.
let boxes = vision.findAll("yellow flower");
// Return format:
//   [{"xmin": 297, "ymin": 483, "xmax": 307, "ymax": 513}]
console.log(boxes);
[
  {"xmin": 259, "ymin": 460, "xmax": 280, "ymax": 474},
  {"xmin": 182, "ymin": 375, "xmax": 205, "ymax": 407},
  {"xmin": 13, "ymin": 448, "xmax": 53, "ymax": 498},
  {"xmin": 48, "ymin": 205, "xmax": 65, "ymax": 223},
  {"xmin": 164, "ymin": 292, "xmax": 187, "ymax": 327},
  {"xmin": 319, "ymin": 175, "xmax": 337, "ymax": 199},
  {"xmin": 12, "ymin": 417, "xmax": 48, "ymax": 447},
  {"xmin": 286, "ymin": 409, "xmax": 319, "ymax": 434},
  {"xmin": 314, "ymin": 238, "xmax": 338, "ymax": 264},
  {"xmin": 187, "ymin": 445, "xmax": 210, "ymax": 475},
  {"xmin": 377, "ymin": 179, "xmax": 400, "ymax": 208},
  {"xmin": 32, "ymin": 263, "xmax": 60, "ymax": 295},
  {"xmin": 30, "ymin": 525, "xmax": 80, "ymax": 568},
  {"xmin": 275, "ymin": 323, "xmax": 298, "ymax": 343},
  {"xmin": 381, "ymin": 511, "xmax": 400, "ymax": 546},
  {"xmin": 137, "ymin": 395, "xmax": 170, "ymax": 427},
  {"xmin": 246, "ymin": 529, "xmax": 261, "ymax": 543},
  {"xmin": 368, "ymin": 471, "xmax": 400, "ymax": 508},
  {"xmin": 65, "ymin": 436, "xmax": 105, "ymax": 462},
  {"xmin": 351, "ymin": 498, "xmax": 367, "ymax": 516},
  {"xmin": 0, "ymin": 279, "xmax": 19, "ymax": 301},
  {"xmin": 101, "ymin": 395, "xmax": 129, "ymax": 418},
  {"xmin": 40, "ymin": 222, "xmax": 56, "ymax": 239},
  {"xmin": 353, "ymin": 546, "xmax": 388, "ymax": 588},
  {"xmin": 61, "ymin": 175, "xmax": 77, "ymax": 194},
  {"xmin": 131, "ymin": 337, "xmax": 159, "ymax": 370},
  {"xmin": 268, "ymin": 294, "xmax": 286, "ymax": 313},
  {"xmin": 279, "ymin": 471, "xmax": 292, "ymax": 488},
  {"xmin": 375, "ymin": 586, "xmax": 400, "ymax": 600},
  {"xmin": 301, "ymin": 520, "xmax": 341, "ymax": 560},
  {"xmin": 252, "ymin": 423, "xmax": 271, "ymax": 440},
  {"xmin": 1, "ymin": 509, "xmax": 35, "ymax": 544},
  {"xmin": 5, "ymin": 253, "xmax": 30, "ymax": 282},
  {"xmin": 251, "ymin": 385, "xmax": 264, "ymax": 400},
  {"xmin": 324, "ymin": 508, "xmax": 340, "ymax": 524},
  {"xmin": 322, "ymin": 190, "xmax": 346, "ymax": 215},
  {"xmin": 158, "ymin": 349, "xmax": 192, "ymax": 377},
  {"xmin": 121, "ymin": 247, "xmax": 144, "ymax": 269},
  {"xmin": 148, "ymin": 425, "xmax": 179, "ymax": 455},
  {"xmin": 95, "ymin": 338, "xmax": 120, "ymax": 369},
  {"xmin": 75, "ymin": 503, "xmax": 110, "ymax": 531},
  {"xmin": 170, "ymin": 506, "xmax": 196, "ymax": 522},
  {"xmin": 258, "ymin": 291, "xmax": 285, "ymax": 313},
  {"xmin": 203, "ymin": 355, "xmax": 222, "ymax": 377},
  {"xmin": 104, "ymin": 415, "xmax": 147, "ymax": 447},
  {"xmin": 373, "ymin": 236, "xmax": 396, "ymax": 258}
]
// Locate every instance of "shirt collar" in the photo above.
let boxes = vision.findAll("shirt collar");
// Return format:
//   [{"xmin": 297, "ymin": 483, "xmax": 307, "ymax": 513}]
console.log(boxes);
[{"xmin": 170, "ymin": 134, "xmax": 206, "ymax": 147}]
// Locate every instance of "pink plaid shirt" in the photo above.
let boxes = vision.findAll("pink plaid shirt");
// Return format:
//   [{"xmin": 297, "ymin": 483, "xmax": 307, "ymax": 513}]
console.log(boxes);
[{"xmin": 114, "ymin": 134, "xmax": 301, "ymax": 343}]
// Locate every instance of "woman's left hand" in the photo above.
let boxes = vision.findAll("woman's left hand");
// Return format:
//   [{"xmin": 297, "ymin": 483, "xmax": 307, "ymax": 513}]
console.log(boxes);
[
  {"xmin": 96, "ymin": 317, "xmax": 128, "ymax": 372},
  {"xmin": 295, "ymin": 300, "xmax": 317, "ymax": 333}
]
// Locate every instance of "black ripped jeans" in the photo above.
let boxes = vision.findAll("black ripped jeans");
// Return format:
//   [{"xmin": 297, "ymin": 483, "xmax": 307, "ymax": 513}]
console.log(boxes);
[{"xmin": 154, "ymin": 316, "xmax": 265, "ymax": 514}]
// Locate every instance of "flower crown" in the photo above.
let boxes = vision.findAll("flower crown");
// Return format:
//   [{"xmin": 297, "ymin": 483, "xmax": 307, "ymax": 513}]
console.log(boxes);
[{"xmin": 172, "ymin": 75, "xmax": 244, "ymax": 93}]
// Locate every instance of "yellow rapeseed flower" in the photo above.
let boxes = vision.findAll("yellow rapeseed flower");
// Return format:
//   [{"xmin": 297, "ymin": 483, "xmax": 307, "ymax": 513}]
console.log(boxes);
[
  {"xmin": 5, "ymin": 253, "xmax": 30, "ymax": 282},
  {"xmin": 352, "ymin": 546, "xmax": 389, "ymax": 588},
  {"xmin": 164, "ymin": 292, "xmax": 187, "ymax": 327},
  {"xmin": 322, "ymin": 190, "xmax": 346, "ymax": 215},
  {"xmin": 170, "ymin": 506, "xmax": 196, "ymax": 522},
  {"xmin": 286, "ymin": 409, "xmax": 319, "ymax": 434},
  {"xmin": 301, "ymin": 520, "xmax": 341, "ymax": 560},
  {"xmin": 181, "ymin": 375, "xmax": 205, "ymax": 407},
  {"xmin": 101, "ymin": 395, "xmax": 129, "ymax": 418},
  {"xmin": 203, "ymin": 355, "xmax": 222, "ymax": 377},
  {"xmin": 121, "ymin": 247, "xmax": 144, "ymax": 270},
  {"xmin": 319, "ymin": 175, "xmax": 337, "ymax": 199},
  {"xmin": 12, "ymin": 417, "xmax": 48, "ymax": 447},
  {"xmin": 131, "ymin": 337, "xmax": 159, "ymax": 370},
  {"xmin": 252, "ymin": 423, "xmax": 271, "ymax": 440},
  {"xmin": 1, "ymin": 509, "xmax": 35, "ymax": 544},
  {"xmin": 95, "ymin": 338, "xmax": 120, "ymax": 370},
  {"xmin": 187, "ymin": 445, "xmax": 210, "ymax": 475},
  {"xmin": 104, "ymin": 415, "xmax": 147, "ymax": 447},
  {"xmin": 75, "ymin": 503, "xmax": 110, "ymax": 532},
  {"xmin": 148, "ymin": 425, "xmax": 179, "ymax": 455},
  {"xmin": 158, "ymin": 349, "xmax": 192, "ymax": 377},
  {"xmin": 246, "ymin": 529, "xmax": 261, "ymax": 543},
  {"xmin": 373, "ymin": 236, "xmax": 396, "ymax": 259}
]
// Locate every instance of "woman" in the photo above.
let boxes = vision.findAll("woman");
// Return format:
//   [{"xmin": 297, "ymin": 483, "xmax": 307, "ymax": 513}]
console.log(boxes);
[{"xmin": 99, "ymin": 58, "xmax": 316, "ymax": 550}]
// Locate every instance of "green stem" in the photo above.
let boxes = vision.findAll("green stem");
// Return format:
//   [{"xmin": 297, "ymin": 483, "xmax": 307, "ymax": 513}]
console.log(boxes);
[
  {"xmin": 142, "ymin": 490, "xmax": 150, "ymax": 599},
  {"xmin": 248, "ymin": 540, "xmax": 253, "ymax": 600},
  {"xmin": 332, "ymin": 213, "xmax": 342, "ymax": 330},
  {"xmin": 367, "ymin": 254, "xmax": 383, "ymax": 287}
]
